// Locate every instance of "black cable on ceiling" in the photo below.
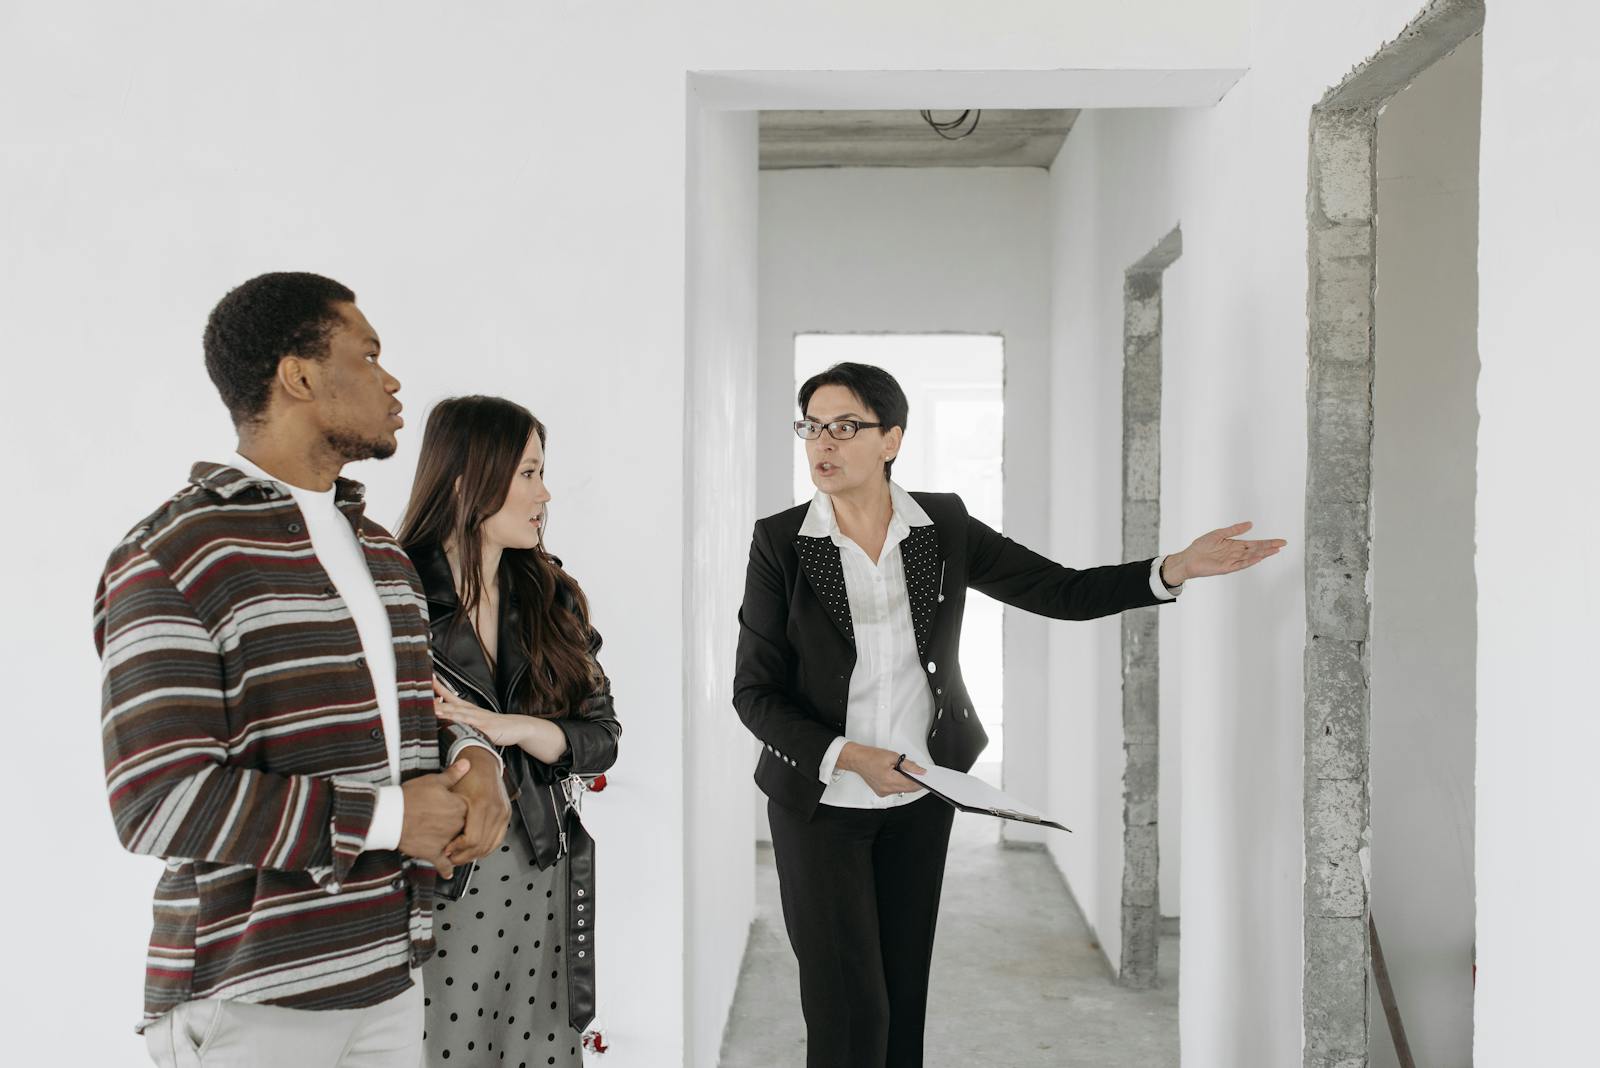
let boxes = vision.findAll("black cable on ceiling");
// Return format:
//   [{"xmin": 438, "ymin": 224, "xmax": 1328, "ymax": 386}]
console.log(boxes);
[{"xmin": 919, "ymin": 109, "xmax": 982, "ymax": 141}]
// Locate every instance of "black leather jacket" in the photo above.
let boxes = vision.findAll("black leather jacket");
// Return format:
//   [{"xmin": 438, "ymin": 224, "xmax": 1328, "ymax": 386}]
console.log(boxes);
[{"xmin": 407, "ymin": 543, "xmax": 621, "ymax": 869}]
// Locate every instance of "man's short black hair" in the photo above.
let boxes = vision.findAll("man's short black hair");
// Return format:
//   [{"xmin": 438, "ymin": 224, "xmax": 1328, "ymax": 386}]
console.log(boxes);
[
  {"xmin": 797, "ymin": 361, "xmax": 910, "ymax": 480},
  {"xmin": 203, "ymin": 271, "xmax": 356, "ymax": 426}
]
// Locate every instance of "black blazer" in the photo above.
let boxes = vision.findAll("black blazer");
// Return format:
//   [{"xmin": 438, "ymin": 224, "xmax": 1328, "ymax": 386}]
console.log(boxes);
[
  {"xmin": 732, "ymin": 491, "xmax": 1171, "ymax": 819},
  {"xmin": 407, "ymin": 543, "xmax": 621, "ymax": 866}
]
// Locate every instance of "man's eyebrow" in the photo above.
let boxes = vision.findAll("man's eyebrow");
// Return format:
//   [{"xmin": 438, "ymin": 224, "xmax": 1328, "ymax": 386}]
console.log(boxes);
[{"xmin": 803, "ymin": 411, "xmax": 865, "ymax": 421}]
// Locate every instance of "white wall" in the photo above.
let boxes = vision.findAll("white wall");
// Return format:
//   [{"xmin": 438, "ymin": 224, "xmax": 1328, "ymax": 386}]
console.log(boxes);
[
  {"xmin": 757, "ymin": 167, "xmax": 1053, "ymax": 842},
  {"xmin": 1474, "ymin": 3, "xmax": 1600, "ymax": 1063},
  {"xmin": 1039, "ymin": 2, "xmax": 1522, "ymax": 1063},
  {"xmin": 1370, "ymin": 33, "xmax": 1480, "ymax": 1067},
  {"xmin": 0, "ymin": 3, "xmax": 1251, "ymax": 1063},
  {"xmin": 683, "ymin": 103, "xmax": 758, "ymax": 1068},
  {"xmin": 1158, "ymin": 262, "xmax": 1191, "ymax": 921}
]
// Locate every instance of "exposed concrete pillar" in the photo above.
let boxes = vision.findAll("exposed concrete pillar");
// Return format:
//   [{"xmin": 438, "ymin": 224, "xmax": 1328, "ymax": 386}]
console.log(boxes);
[
  {"xmin": 1120, "ymin": 227, "xmax": 1181, "ymax": 989},
  {"xmin": 1304, "ymin": 102, "xmax": 1379, "ymax": 1067}
]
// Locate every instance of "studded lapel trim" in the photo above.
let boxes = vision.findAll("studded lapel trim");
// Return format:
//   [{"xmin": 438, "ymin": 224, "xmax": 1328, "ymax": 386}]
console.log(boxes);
[
  {"xmin": 794, "ymin": 534, "xmax": 854, "ymax": 644},
  {"xmin": 900, "ymin": 524, "xmax": 942, "ymax": 662}
]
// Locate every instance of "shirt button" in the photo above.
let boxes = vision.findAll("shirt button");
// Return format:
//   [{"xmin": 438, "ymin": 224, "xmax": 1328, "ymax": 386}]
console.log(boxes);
[
  {"xmin": 356, "ymin": 656, "xmax": 367, "ymax": 667},
  {"xmin": 287, "ymin": 523, "xmax": 301, "ymax": 534},
  {"xmin": 324, "ymin": 585, "xmax": 336, "ymax": 596},
  {"xmin": 927, "ymin": 661, "xmax": 937, "ymax": 673},
  {"xmin": 370, "ymin": 727, "xmax": 384, "ymax": 740}
]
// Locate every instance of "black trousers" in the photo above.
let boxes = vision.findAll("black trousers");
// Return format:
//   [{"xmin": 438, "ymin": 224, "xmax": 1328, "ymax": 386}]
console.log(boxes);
[{"xmin": 767, "ymin": 794, "xmax": 957, "ymax": 1068}]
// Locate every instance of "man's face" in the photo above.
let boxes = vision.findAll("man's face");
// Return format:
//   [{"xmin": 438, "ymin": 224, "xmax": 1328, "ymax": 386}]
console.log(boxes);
[{"xmin": 313, "ymin": 302, "xmax": 404, "ymax": 462}]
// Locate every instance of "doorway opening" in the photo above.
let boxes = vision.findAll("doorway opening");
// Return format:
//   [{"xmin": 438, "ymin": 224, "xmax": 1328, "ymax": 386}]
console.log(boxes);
[
  {"xmin": 1119, "ymin": 226, "xmax": 1182, "ymax": 989},
  {"xmin": 1302, "ymin": 2, "xmax": 1482, "ymax": 1063}
]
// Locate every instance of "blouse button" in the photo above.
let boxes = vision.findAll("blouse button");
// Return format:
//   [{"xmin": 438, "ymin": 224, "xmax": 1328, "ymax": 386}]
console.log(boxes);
[
  {"xmin": 287, "ymin": 523, "xmax": 302, "ymax": 534},
  {"xmin": 927, "ymin": 661, "xmax": 937, "ymax": 674}
]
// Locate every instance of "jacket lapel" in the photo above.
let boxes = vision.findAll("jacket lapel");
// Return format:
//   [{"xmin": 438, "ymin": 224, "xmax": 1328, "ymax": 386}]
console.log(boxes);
[
  {"xmin": 794, "ymin": 534, "xmax": 854, "ymax": 645},
  {"xmin": 409, "ymin": 542, "xmax": 500, "ymax": 710},
  {"xmin": 899, "ymin": 524, "xmax": 942, "ymax": 662}
]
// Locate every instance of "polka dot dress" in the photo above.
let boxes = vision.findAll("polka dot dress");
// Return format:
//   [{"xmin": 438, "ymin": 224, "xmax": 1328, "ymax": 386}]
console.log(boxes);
[{"xmin": 422, "ymin": 843, "xmax": 580, "ymax": 1067}]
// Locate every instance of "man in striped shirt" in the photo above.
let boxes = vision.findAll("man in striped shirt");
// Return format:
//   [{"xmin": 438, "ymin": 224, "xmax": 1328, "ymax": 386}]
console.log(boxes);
[{"xmin": 96, "ymin": 272, "xmax": 511, "ymax": 1066}]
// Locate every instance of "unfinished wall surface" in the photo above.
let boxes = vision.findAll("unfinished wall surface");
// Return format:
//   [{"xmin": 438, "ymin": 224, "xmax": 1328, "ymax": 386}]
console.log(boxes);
[
  {"xmin": 1304, "ymin": 6, "xmax": 1482, "ymax": 1064},
  {"xmin": 1121, "ymin": 229, "xmax": 1182, "ymax": 988},
  {"xmin": 757, "ymin": 167, "xmax": 1053, "ymax": 844}
]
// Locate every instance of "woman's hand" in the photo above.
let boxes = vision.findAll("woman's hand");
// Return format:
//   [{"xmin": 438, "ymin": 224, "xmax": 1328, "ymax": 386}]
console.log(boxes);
[
  {"xmin": 433, "ymin": 680, "xmax": 571, "ymax": 763},
  {"xmin": 1162, "ymin": 521, "xmax": 1287, "ymax": 584},
  {"xmin": 838, "ymin": 742, "xmax": 926, "ymax": 797},
  {"xmin": 432, "ymin": 681, "xmax": 531, "ymax": 747}
]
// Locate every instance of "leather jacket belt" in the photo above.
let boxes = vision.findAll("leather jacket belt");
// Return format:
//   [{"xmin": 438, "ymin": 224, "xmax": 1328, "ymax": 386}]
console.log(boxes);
[
  {"xmin": 506, "ymin": 748, "xmax": 595, "ymax": 1034},
  {"xmin": 562, "ymin": 806, "xmax": 596, "ymax": 1033},
  {"xmin": 437, "ymin": 748, "xmax": 596, "ymax": 1033}
]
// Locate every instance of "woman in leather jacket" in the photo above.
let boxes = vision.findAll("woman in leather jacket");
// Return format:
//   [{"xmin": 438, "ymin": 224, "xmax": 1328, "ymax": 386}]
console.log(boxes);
[{"xmin": 397, "ymin": 395, "xmax": 620, "ymax": 1068}]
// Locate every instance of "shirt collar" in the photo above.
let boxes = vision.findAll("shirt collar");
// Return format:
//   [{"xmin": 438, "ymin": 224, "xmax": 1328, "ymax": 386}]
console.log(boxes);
[
  {"xmin": 798, "ymin": 481, "xmax": 932, "ymax": 544},
  {"xmin": 188, "ymin": 453, "xmax": 366, "ymax": 505}
]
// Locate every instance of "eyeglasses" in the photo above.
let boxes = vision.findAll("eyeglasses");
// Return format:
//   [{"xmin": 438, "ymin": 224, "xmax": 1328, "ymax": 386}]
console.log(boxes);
[{"xmin": 793, "ymin": 419, "xmax": 885, "ymax": 441}]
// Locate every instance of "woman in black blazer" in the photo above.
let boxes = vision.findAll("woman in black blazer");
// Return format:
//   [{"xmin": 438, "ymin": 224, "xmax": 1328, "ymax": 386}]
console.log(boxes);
[{"xmin": 733, "ymin": 363, "xmax": 1282, "ymax": 1068}]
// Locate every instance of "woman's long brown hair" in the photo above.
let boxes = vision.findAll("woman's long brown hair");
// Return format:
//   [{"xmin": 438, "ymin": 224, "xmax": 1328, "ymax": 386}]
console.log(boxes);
[{"xmin": 397, "ymin": 395, "xmax": 596, "ymax": 718}]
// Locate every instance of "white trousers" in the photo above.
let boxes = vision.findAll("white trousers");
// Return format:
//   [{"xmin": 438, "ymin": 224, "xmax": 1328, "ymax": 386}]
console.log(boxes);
[{"xmin": 143, "ymin": 980, "xmax": 423, "ymax": 1068}]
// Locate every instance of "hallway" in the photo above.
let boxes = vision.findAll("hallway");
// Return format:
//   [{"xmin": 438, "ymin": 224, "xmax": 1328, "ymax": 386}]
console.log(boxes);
[{"xmin": 719, "ymin": 788, "xmax": 1179, "ymax": 1067}]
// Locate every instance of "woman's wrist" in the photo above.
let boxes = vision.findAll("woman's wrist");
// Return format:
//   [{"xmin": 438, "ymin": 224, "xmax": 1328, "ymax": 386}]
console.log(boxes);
[
  {"xmin": 1161, "ymin": 551, "xmax": 1189, "ymax": 587},
  {"xmin": 518, "ymin": 717, "xmax": 569, "ymax": 763},
  {"xmin": 835, "ymin": 740, "xmax": 867, "ymax": 774}
]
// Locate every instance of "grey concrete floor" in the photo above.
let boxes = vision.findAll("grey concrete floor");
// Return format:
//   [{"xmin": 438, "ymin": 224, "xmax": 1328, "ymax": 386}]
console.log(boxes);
[{"xmin": 719, "ymin": 793, "xmax": 1179, "ymax": 1067}]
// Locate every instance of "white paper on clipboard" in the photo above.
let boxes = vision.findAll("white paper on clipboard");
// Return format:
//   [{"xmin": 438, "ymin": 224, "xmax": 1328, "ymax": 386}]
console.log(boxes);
[{"xmin": 898, "ymin": 764, "xmax": 1070, "ymax": 831}]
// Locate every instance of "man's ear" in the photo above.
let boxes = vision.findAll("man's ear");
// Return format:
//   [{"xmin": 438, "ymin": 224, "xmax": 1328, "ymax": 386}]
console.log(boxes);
[{"xmin": 275, "ymin": 354, "xmax": 318, "ymax": 403}]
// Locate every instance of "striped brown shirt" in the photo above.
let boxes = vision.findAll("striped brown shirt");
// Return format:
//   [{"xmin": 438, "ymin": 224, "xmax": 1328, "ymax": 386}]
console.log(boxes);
[{"xmin": 95, "ymin": 461, "xmax": 486, "ymax": 1030}]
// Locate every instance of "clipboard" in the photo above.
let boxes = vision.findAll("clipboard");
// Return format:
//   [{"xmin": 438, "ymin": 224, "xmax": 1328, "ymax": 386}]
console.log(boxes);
[{"xmin": 894, "ymin": 755, "xmax": 1072, "ymax": 832}]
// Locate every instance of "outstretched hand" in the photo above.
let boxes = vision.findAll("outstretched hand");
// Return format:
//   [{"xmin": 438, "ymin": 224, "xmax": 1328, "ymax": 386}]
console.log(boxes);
[{"xmin": 1163, "ymin": 522, "xmax": 1286, "ymax": 585}]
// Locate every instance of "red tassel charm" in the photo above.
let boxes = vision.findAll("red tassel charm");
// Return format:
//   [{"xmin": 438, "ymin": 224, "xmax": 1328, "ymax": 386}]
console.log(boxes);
[
  {"xmin": 582, "ymin": 1028, "xmax": 609, "ymax": 1054},
  {"xmin": 589, "ymin": 773, "xmax": 607, "ymax": 793}
]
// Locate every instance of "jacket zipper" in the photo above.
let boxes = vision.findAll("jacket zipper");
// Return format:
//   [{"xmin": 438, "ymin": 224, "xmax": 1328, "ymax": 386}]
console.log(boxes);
[
  {"xmin": 549, "ymin": 782, "xmax": 568, "ymax": 858},
  {"xmin": 433, "ymin": 654, "xmax": 503, "ymax": 714},
  {"xmin": 432, "ymin": 656, "xmax": 512, "ymax": 768}
]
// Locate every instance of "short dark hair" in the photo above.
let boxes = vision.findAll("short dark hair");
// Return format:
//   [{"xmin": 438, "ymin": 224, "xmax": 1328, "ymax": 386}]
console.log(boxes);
[
  {"xmin": 797, "ymin": 361, "xmax": 910, "ymax": 480},
  {"xmin": 203, "ymin": 271, "xmax": 356, "ymax": 426}
]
